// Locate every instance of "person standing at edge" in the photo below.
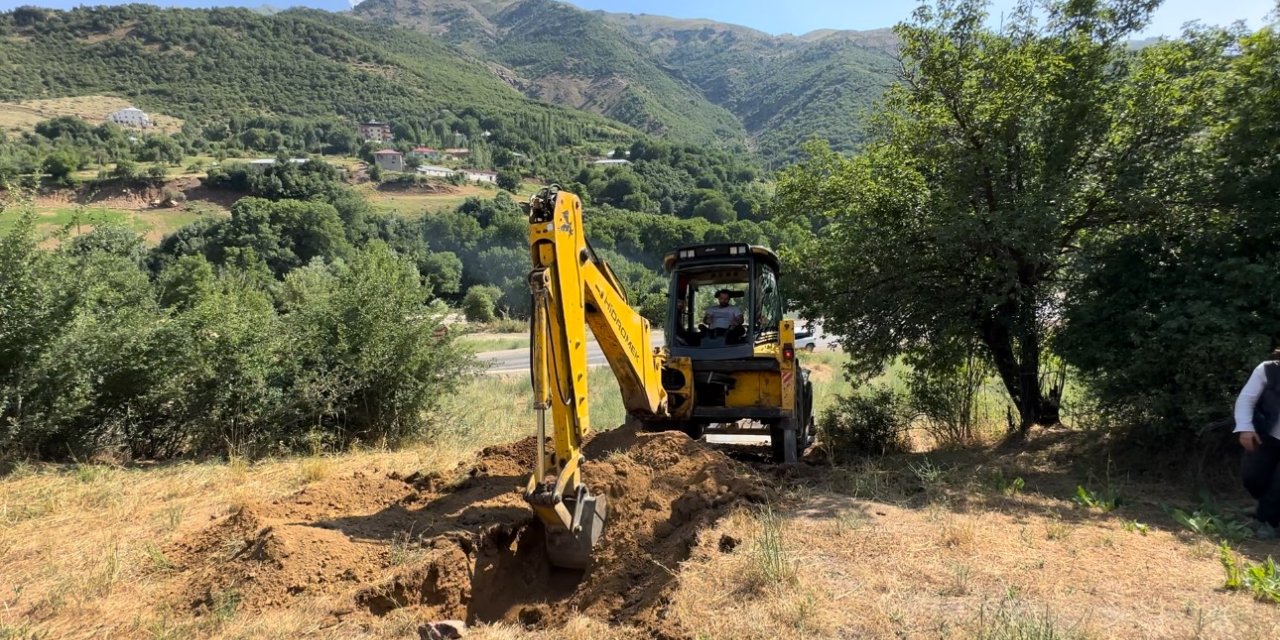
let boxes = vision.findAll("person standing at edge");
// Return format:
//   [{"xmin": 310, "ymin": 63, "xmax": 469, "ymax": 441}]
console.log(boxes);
[{"xmin": 1234, "ymin": 349, "xmax": 1280, "ymax": 539}]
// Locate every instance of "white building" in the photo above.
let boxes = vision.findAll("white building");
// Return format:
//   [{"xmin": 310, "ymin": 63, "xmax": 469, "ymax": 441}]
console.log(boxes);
[
  {"xmin": 592, "ymin": 158, "xmax": 631, "ymax": 165},
  {"xmin": 417, "ymin": 165, "xmax": 455, "ymax": 178},
  {"xmin": 107, "ymin": 107, "xmax": 151, "ymax": 128},
  {"xmin": 461, "ymin": 169, "xmax": 497, "ymax": 184},
  {"xmin": 247, "ymin": 158, "xmax": 308, "ymax": 166},
  {"xmin": 372, "ymin": 149, "xmax": 405, "ymax": 172}
]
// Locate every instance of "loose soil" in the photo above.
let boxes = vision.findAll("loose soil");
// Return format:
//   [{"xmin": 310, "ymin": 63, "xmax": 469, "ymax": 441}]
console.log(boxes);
[{"xmin": 166, "ymin": 425, "xmax": 765, "ymax": 637}]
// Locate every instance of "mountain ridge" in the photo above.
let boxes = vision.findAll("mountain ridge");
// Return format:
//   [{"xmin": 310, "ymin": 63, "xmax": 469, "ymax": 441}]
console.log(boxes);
[{"xmin": 353, "ymin": 0, "xmax": 899, "ymax": 160}]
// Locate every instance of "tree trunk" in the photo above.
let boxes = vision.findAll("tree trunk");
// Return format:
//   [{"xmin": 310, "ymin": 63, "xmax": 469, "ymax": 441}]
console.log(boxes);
[{"xmin": 980, "ymin": 309, "xmax": 1058, "ymax": 433}]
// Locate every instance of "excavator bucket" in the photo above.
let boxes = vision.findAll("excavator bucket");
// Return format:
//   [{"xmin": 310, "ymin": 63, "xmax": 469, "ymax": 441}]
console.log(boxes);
[{"xmin": 544, "ymin": 489, "xmax": 607, "ymax": 570}]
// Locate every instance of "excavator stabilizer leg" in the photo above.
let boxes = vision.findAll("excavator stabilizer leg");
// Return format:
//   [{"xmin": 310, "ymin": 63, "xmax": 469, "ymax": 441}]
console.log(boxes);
[{"xmin": 544, "ymin": 489, "xmax": 607, "ymax": 570}]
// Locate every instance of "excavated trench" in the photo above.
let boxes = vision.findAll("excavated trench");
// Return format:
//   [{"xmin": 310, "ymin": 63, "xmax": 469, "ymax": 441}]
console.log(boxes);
[{"xmin": 168, "ymin": 424, "xmax": 767, "ymax": 637}]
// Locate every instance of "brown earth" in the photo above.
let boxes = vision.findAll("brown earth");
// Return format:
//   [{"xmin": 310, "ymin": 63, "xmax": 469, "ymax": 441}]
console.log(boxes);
[{"xmin": 164, "ymin": 425, "xmax": 766, "ymax": 638}]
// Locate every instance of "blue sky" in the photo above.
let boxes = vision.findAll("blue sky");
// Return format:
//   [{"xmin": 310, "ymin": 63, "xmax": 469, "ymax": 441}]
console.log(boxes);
[{"xmin": 1, "ymin": 0, "xmax": 1275, "ymax": 37}]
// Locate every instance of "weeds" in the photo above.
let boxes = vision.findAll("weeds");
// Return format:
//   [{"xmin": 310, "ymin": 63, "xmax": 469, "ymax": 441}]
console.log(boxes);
[
  {"xmin": 297, "ymin": 456, "xmax": 332, "ymax": 484},
  {"xmin": 210, "ymin": 587, "xmax": 241, "ymax": 622},
  {"xmin": 750, "ymin": 505, "xmax": 796, "ymax": 587},
  {"xmin": 974, "ymin": 601, "xmax": 1088, "ymax": 639},
  {"xmin": 0, "ymin": 624, "xmax": 44, "ymax": 640},
  {"xmin": 1220, "ymin": 543, "xmax": 1280, "ymax": 604},
  {"xmin": 1045, "ymin": 519, "xmax": 1073, "ymax": 541},
  {"xmin": 74, "ymin": 464, "xmax": 108, "ymax": 483},
  {"xmin": 1072, "ymin": 485, "xmax": 1119, "ymax": 512},
  {"xmin": 939, "ymin": 517, "xmax": 976, "ymax": 548},
  {"xmin": 834, "ymin": 509, "xmax": 867, "ymax": 535},
  {"xmin": 160, "ymin": 505, "xmax": 185, "ymax": 532},
  {"xmin": 989, "ymin": 469, "xmax": 1025, "ymax": 496},
  {"xmin": 1170, "ymin": 507, "xmax": 1252, "ymax": 543},
  {"xmin": 944, "ymin": 564, "xmax": 972, "ymax": 596},
  {"xmin": 388, "ymin": 529, "xmax": 423, "ymax": 566},
  {"xmin": 1121, "ymin": 520, "xmax": 1149, "ymax": 535},
  {"xmin": 144, "ymin": 543, "xmax": 176, "ymax": 573},
  {"xmin": 911, "ymin": 457, "xmax": 950, "ymax": 502}
]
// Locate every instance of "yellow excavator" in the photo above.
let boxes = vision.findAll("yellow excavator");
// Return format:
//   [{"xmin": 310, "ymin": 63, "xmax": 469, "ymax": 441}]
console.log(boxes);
[{"xmin": 521, "ymin": 185, "xmax": 815, "ymax": 569}]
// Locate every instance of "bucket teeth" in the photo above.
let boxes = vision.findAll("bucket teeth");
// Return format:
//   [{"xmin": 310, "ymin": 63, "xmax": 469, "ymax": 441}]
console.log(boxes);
[{"xmin": 544, "ymin": 491, "xmax": 607, "ymax": 570}]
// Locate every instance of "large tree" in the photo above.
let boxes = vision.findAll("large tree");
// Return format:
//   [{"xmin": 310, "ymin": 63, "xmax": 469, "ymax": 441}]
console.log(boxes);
[
  {"xmin": 776, "ymin": 0, "xmax": 1205, "ymax": 430},
  {"xmin": 1056, "ymin": 26, "xmax": 1280, "ymax": 436}
]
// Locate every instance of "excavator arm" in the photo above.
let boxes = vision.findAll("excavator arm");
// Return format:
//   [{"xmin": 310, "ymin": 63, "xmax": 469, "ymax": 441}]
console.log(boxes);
[{"xmin": 523, "ymin": 186, "xmax": 668, "ymax": 568}]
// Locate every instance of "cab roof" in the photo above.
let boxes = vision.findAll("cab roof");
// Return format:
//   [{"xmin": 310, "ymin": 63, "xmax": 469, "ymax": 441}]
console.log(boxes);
[{"xmin": 663, "ymin": 243, "xmax": 780, "ymax": 273}]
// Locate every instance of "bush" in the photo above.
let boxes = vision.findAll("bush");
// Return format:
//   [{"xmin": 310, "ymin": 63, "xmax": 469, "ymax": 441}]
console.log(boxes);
[
  {"xmin": 820, "ymin": 386, "xmax": 911, "ymax": 462},
  {"xmin": 496, "ymin": 168, "xmax": 521, "ymax": 192},
  {"xmin": 462, "ymin": 284, "xmax": 502, "ymax": 323},
  {"xmin": 906, "ymin": 351, "xmax": 991, "ymax": 447},
  {"xmin": 0, "ymin": 206, "xmax": 476, "ymax": 460}
]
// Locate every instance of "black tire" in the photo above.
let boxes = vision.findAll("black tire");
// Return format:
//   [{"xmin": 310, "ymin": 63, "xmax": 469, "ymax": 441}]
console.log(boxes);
[
  {"xmin": 770, "ymin": 419, "xmax": 798, "ymax": 463},
  {"xmin": 800, "ymin": 377, "xmax": 816, "ymax": 450},
  {"xmin": 680, "ymin": 422, "xmax": 706, "ymax": 440},
  {"xmin": 803, "ymin": 343, "xmax": 816, "ymax": 352}
]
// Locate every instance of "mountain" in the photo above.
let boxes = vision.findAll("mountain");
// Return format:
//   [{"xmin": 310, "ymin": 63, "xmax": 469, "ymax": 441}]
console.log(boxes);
[
  {"xmin": 600, "ymin": 12, "xmax": 899, "ymax": 161},
  {"xmin": 352, "ymin": 0, "xmax": 899, "ymax": 161},
  {"xmin": 353, "ymin": 0, "xmax": 749, "ymax": 147},
  {"xmin": 0, "ymin": 4, "xmax": 632, "ymax": 146}
]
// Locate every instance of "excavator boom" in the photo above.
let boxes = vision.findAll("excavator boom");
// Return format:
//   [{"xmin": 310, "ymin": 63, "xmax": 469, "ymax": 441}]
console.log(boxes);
[{"xmin": 523, "ymin": 186, "xmax": 667, "ymax": 568}]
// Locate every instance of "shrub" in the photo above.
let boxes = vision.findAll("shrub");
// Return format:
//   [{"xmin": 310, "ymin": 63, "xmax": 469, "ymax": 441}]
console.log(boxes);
[
  {"xmin": 906, "ymin": 351, "xmax": 991, "ymax": 447},
  {"xmin": 820, "ymin": 385, "xmax": 911, "ymax": 462},
  {"xmin": 461, "ymin": 284, "xmax": 502, "ymax": 323},
  {"xmin": 0, "ymin": 208, "xmax": 476, "ymax": 460},
  {"xmin": 496, "ymin": 168, "xmax": 522, "ymax": 192}
]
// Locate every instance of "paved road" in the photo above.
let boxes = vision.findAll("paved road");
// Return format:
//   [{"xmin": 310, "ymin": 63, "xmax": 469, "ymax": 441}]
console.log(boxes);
[
  {"xmin": 478, "ymin": 332, "xmax": 666, "ymax": 375},
  {"xmin": 477, "ymin": 324, "xmax": 837, "ymax": 375}
]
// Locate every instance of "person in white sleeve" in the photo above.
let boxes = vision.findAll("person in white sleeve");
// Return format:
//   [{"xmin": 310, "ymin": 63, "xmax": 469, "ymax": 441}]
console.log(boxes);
[{"xmin": 1234, "ymin": 349, "xmax": 1280, "ymax": 539}]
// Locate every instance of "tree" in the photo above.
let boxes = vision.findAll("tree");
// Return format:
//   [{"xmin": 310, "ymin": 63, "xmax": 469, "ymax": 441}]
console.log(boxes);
[
  {"xmin": 462, "ymin": 284, "xmax": 502, "ymax": 323},
  {"xmin": 775, "ymin": 0, "xmax": 1192, "ymax": 431},
  {"xmin": 41, "ymin": 151, "xmax": 78, "ymax": 183},
  {"xmin": 496, "ymin": 168, "xmax": 522, "ymax": 192},
  {"xmin": 692, "ymin": 194, "xmax": 735, "ymax": 223},
  {"xmin": 1056, "ymin": 27, "xmax": 1280, "ymax": 437}
]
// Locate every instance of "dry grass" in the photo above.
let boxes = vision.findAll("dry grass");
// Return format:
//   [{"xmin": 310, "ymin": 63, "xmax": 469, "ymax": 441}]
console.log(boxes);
[
  {"xmin": 4, "ymin": 369, "xmax": 1280, "ymax": 638},
  {"xmin": 0, "ymin": 96, "xmax": 183, "ymax": 136},
  {"xmin": 667, "ymin": 434, "xmax": 1280, "ymax": 640}
]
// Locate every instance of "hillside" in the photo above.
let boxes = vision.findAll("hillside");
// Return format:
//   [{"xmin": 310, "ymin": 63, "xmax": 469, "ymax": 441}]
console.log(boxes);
[
  {"xmin": 354, "ymin": 0, "xmax": 748, "ymax": 147},
  {"xmin": 0, "ymin": 5, "xmax": 632, "ymax": 144},
  {"xmin": 353, "ymin": 0, "xmax": 899, "ymax": 160},
  {"xmin": 603, "ymin": 12, "xmax": 900, "ymax": 160}
]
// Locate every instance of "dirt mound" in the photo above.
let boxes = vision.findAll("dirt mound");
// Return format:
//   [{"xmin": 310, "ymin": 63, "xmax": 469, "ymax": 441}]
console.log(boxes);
[{"xmin": 167, "ymin": 425, "xmax": 764, "ymax": 637}]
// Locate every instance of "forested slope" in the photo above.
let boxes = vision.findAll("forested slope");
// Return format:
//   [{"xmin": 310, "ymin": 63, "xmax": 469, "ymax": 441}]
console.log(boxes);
[
  {"xmin": 355, "ymin": 0, "xmax": 747, "ymax": 147},
  {"xmin": 0, "ymin": 5, "xmax": 631, "ymax": 145},
  {"xmin": 605, "ymin": 12, "xmax": 899, "ymax": 160}
]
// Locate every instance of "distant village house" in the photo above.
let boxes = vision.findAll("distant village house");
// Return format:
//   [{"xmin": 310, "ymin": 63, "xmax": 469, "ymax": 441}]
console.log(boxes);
[
  {"xmin": 107, "ymin": 107, "xmax": 151, "ymax": 128},
  {"xmin": 372, "ymin": 149, "xmax": 405, "ymax": 172},
  {"xmin": 461, "ymin": 169, "xmax": 497, "ymax": 184},
  {"xmin": 443, "ymin": 148, "xmax": 470, "ymax": 158},
  {"xmin": 410, "ymin": 147, "xmax": 440, "ymax": 159},
  {"xmin": 591, "ymin": 158, "xmax": 631, "ymax": 165},
  {"xmin": 417, "ymin": 165, "xmax": 454, "ymax": 178},
  {"xmin": 359, "ymin": 121, "xmax": 393, "ymax": 143}
]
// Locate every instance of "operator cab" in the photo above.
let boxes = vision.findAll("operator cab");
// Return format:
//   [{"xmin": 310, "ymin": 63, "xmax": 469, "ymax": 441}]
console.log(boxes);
[{"xmin": 663, "ymin": 243, "xmax": 783, "ymax": 361}]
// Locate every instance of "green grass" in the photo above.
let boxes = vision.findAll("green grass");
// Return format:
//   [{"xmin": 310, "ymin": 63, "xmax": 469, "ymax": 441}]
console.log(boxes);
[
  {"xmin": 359, "ymin": 183, "xmax": 493, "ymax": 217},
  {"xmin": 434, "ymin": 366, "xmax": 627, "ymax": 448},
  {"xmin": 458, "ymin": 334, "xmax": 530, "ymax": 352},
  {"xmin": 1, "ymin": 202, "xmax": 223, "ymax": 243}
]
